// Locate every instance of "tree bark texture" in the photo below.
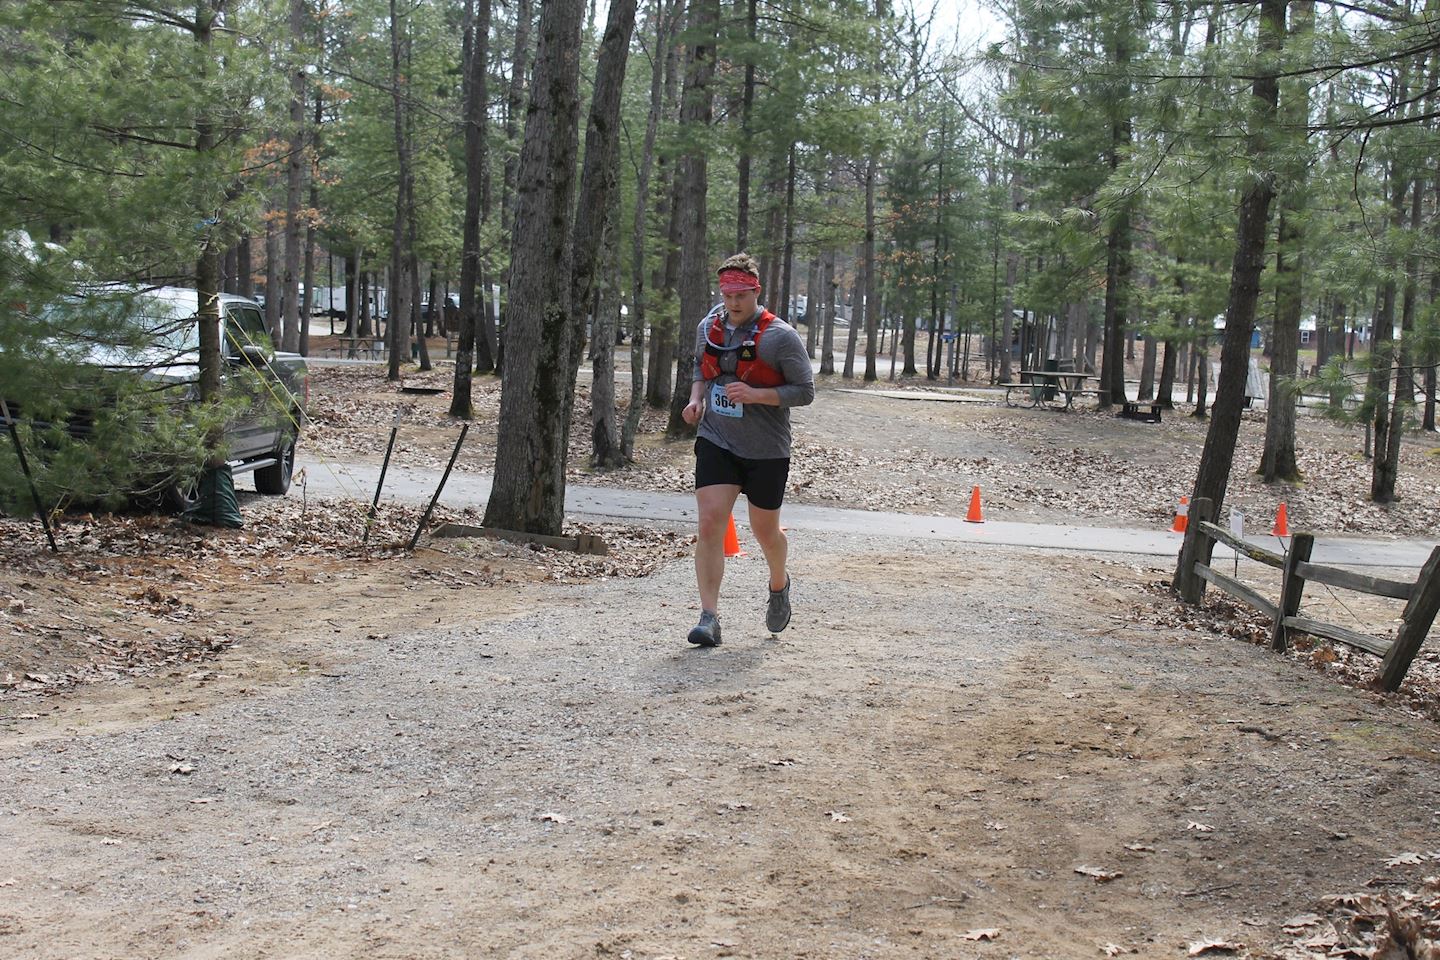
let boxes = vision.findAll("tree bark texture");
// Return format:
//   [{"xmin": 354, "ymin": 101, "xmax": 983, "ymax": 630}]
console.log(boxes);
[
  {"xmin": 591, "ymin": 211, "xmax": 623, "ymax": 468},
  {"xmin": 1380, "ymin": 166, "xmax": 1426, "ymax": 499},
  {"xmin": 193, "ymin": 1, "xmax": 222, "ymax": 409},
  {"xmin": 501, "ymin": 0, "xmax": 534, "ymax": 236},
  {"xmin": 735, "ymin": 0, "xmax": 757, "ymax": 250},
  {"xmin": 386, "ymin": 0, "xmax": 413, "ymax": 382},
  {"xmin": 482, "ymin": 0, "xmax": 585, "ymax": 535},
  {"xmin": 569, "ymin": 0, "xmax": 638, "ymax": 387},
  {"xmin": 1175, "ymin": 0, "xmax": 1285, "ymax": 595},
  {"xmin": 625, "ymin": 0, "xmax": 677, "ymax": 453},
  {"xmin": 264, "ymin": 213, "xmax": 280, "ymax": 339},
  {"xmin": 1259, "ymin": 0, "xmax": 1313, "ymax": 483},
  {"xmin": 843, "ymin": 245, "xmax": 860, "ymax": 378},
  {"xmin": 454, "ymin": 0, "xmax": 495, "ymax": 413},
  {"xmin": 572, "ymin": 0, "xmax": 638, "ymax": 464},
  {"xmin": 863, "ymin": 154, "xmax": 879, "ymax": 382},
  {"xmin": 281, "ymin": 0, "xmax": 307, "ymax": 355},
  {"xmin": 665, "ymin": 0, "xmax": 718, "ymax": 437},
  {"xmin": 820, "ymin": 250, "xmax": 836, "ymax": 375}
]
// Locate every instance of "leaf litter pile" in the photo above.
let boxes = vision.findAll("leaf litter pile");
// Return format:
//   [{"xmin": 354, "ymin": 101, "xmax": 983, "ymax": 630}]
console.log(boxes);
[
  {"xmin": 303, "ymin": 367, "xmax": 1440, "ymax": 535},
  {"xmin": 1129, "ymin": 577, "xmax": 1440, "ymax": 724},
  {"xmin": 1101, "ymin": 577, "xmax": 1440, "ymax": 958},
  {"xmin": 0, "ymin": 496, "xmax": 689, "ymax": 698}
]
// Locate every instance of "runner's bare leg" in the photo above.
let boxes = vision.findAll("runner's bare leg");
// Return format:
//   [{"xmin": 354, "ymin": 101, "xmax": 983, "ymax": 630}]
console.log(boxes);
[
  {"xmin": 695, "ymin": 483, "xmax": 742, "ymax": 613},
  {"xmin": 747, "ymin": 501, "xmax": 788, "ymax": 592}
]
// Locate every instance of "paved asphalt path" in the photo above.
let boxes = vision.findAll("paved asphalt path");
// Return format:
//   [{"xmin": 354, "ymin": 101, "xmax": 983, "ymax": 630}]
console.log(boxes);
[{"xmin": 298, "ymin": 457, "xmax": 1438, "ymax": 569}]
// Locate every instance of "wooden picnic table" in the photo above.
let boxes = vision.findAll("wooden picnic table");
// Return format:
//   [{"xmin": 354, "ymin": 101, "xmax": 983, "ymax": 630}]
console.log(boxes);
[{"xmin": 1004, "ymin": 370, "xmax": 1105, "ymax": 411}]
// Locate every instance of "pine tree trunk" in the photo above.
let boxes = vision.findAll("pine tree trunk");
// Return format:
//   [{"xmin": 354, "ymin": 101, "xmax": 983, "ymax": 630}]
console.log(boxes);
[
  {"xmin": 844, "ymin": 247, "xmax": 860, "ymax": 378},
  {"xmin": 299, "ymin": 38, "xmax": 323, "ymax": 360},
  {"xmin": 778, "ymin": 144, "xmax": 796, "ymax": 321},
  {"xmin": 343, "ymin": 254, "xmax": 357, "ymax": 338},
  {"xmin": 1175, "ymin": 0, "xmax": 1285, "ymax": 596},
  {"xmin": 570, "ymin": 0, "xmax": 638, "ymax": 389},
  {"xmin": 648, "ymin": 169, "xmax": 680, "ymax": 408},
  {"xmin": 354, "ymin": 269, "xmax": 367, "ymax": 338},
  {"xmin": 501, "ymin": 0, "xmax": 534, "ymax": 236},
  {"xmin": 453, "ymin": 0, "xmax": 493, "ymax": 410},
  {"xmin": 1138, "ymin": 336, "xmax": 1156, "ymax": 399},
  {"xmin": 1380, "ymin": 165, "xmax": 1426, "ymax": 498},
  {"xmin": 1100, "ymin": 16, "xmax": 1133, "ymax": 410},
  {"xmin": 453, "ymin": 8, "xmax": 485, "ymax": 404},
  {"xmin": 193, "ymin": 1, "xmax": 222, "ymax": 410},
  {"xmin": 1260, "ymin": 206, "xmax": 1302, "ymax": 481},
  {"xmin": 665, "ymin": 0, "xmax": 719, "ymax": 437},
  {"xmin": 735, "ymin": 0, "xmax": 757, "ymax": 249},
  {"xmin": 281, "ymin": 0, "xmax": 307, "ymax": 355},
  {"xmin": 236, "ymin": 237, "xmax": 252, "ymax": 298},
  {"xmin": 222, "ymin": 246, "xmax": 237, "ymax": 294},
  {"xmin": 1425, "ymin": 270, "xmax": 1439, "ymax": 432},
  {"xmin": 386, "ymin": 0, "xmax": 413, "ymax": 382},
  {"xmin": 1157, "ymin": 337, "xmax": 1177, "ymax": 408},
  {"xmin": 572, "ymin": 0, "xmax": 638, "ymax": 464},
  {"xmin": 805, "ymin": 257, "xmax": 819, "ymax": 358},
  {"xmin": 759, "ymin": 151, "xmax": 785, "ymax": 294},
  {"xmin": 863, "ymin": 155, "xmax": 879, "ymax": 382},
  {"xmin": 483, "ymin": 0, "xmax": 585, "ymax": 535},
  {"xmin": 820, "ymin": 251, "xmax": 836, "ymax": 375},
  {"xmin": 264, "ymin": 212, "xmax": 280, "ymax": 339},
  {"xmin": 1259, "ymin": 0, "xmax": 1313, "ymax": 483},
  {"xmin": 625, "ymin": 0, "xmax": 675, "ymax": 450},
  {"xmin": 1102, "ymin": 212, "xmax": 1131, "ymax": 407},
  {"xmin": 591, "ymin": 214, "xmax": 623, "ymax": 468}
]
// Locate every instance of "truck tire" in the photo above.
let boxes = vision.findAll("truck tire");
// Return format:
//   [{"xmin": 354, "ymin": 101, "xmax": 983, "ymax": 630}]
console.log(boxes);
[{"xmin": 255, "ymin": 434, "xmax": 295, "ymax": 495}]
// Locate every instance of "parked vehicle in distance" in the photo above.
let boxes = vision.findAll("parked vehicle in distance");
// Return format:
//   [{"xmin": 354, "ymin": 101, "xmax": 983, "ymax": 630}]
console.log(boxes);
[{"xmin": 6, "ymin": 286, "xmax": 308, "ymax": 512}]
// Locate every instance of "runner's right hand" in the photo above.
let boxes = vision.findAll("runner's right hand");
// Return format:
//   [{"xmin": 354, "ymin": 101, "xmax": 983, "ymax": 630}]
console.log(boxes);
[{"xmin": 682, "ymin": 399, "xmax": 704, "ymax": 425}]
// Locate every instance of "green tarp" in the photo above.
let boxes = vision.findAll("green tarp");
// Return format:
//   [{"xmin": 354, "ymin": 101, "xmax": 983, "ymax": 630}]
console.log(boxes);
[{"xmin": 184, "ymin": 464, "xmax": 243, "ymax": 528}]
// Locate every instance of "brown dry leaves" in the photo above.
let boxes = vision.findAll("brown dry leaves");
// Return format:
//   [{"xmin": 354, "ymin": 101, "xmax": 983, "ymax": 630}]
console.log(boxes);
[
  {"xmin": 1128, "ymin": 580, "xmax": 1440, "ymax": 725},
  {"xmin": 303, "ymin": 367, "xmax": 1440, "ymax": 537},
  {"xmin": 0, "ymin": 498, "xmax": 689, "ymax": 699},
  {"xmin": 1255, "ymin": 877, "xmax": 1440, "ymax": 959}
]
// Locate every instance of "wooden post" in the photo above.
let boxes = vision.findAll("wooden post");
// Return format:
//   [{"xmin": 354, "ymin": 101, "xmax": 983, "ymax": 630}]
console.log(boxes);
[
  {"xmin": 1270, "ymin": 532, "xmax": 1314, "ymax": 651},
  {"xmin": 1376, "ymin": 545, "xmax": 1440, "ymax": 692},
  {"xmin": 1173, "ymin": 497, "xmax": 1215, "ymax": 604}
]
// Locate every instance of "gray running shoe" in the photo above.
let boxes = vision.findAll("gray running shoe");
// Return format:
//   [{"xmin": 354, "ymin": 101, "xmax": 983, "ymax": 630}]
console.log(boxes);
[
  {"xmin": 687, "ymin": 610, "xmax": 722, "ymax": 647},
  {"xmin": 766, "ymin": 576, "xmax": 792, "ymax": 634}
]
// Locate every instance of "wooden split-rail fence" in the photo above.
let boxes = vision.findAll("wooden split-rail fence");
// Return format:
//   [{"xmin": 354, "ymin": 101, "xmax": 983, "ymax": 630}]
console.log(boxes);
[{"xmin": 1173, "ymin": 497, "xmax": 1440, "ymax": 692}]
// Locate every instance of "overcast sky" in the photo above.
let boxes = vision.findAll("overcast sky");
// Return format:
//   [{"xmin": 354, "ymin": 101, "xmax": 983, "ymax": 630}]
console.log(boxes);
[{"xmin": 916, "ymin": 0, "xmax": 1007, "ymax": 53}]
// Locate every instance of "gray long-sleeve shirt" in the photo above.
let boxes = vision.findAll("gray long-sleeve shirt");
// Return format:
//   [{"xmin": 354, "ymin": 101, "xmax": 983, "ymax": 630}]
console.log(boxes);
[{"xmin": 693, "ymin": 305, "xmax": 815, "ymax": 460}]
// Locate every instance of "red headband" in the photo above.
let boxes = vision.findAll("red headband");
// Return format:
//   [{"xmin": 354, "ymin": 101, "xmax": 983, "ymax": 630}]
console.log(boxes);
[{"xmin": 718, "ymin": 268, "xmax": 761, "ymax": 293}]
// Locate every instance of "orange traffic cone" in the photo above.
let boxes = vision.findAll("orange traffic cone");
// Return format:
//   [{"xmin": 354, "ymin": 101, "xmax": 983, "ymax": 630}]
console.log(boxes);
[
  {"xmin": 1171, "ymin": 495, "xmax": 1190, "ymax": 534},
  {"xmin": 1271, "ymin": 502, "xmax": 1290, "ymax": 538},
  {"xmin": 964, "ymin": 485, "xmax": 985, "ymax": 524},
  {"xmin": 723, "ymin": 514, "xmax": 745, "ymax": 557}
]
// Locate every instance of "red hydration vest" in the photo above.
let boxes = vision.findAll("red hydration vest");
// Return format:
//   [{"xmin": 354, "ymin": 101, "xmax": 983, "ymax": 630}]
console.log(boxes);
[{"xmin": 699, "ymin": 308, "xmax": 786, "ymax": 387}]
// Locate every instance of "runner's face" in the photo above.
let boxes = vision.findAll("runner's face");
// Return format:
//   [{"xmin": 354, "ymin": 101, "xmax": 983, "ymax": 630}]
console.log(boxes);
[{"xmin": 722, "ymin": 287, "xmax": 759, "ymax": 322}]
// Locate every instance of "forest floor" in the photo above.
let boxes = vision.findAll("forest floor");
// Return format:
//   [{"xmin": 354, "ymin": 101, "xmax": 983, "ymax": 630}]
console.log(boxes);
[{"xmin": 3, "ymin": 343, "xmax": 1440, "ymax": 959}]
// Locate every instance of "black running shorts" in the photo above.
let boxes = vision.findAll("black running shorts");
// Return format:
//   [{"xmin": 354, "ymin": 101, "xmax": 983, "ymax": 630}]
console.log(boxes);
[{"xmin": 694, "ymin": 436, "xmax": 790, "ymax": 510}]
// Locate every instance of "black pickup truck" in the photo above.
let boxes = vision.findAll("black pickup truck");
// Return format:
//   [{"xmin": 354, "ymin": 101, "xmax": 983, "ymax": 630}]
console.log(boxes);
[{"xmin": 4, "ymin": 286, "xmax": 308, "ymax": 511}]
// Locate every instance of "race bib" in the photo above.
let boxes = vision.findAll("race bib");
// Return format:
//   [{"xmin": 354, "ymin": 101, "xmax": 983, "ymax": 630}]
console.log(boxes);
[{"xmin": 710, "ymin": 381, "xmax": 743, "ymax": 418}]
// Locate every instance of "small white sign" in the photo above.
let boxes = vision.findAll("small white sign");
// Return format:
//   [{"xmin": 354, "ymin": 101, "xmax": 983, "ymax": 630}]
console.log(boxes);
[{"xmin": 1229, "ymin": 508, "xmax": 1244, "ymax": 540}]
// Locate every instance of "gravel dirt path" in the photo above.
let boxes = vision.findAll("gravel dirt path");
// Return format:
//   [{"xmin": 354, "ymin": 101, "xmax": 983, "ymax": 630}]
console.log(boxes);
[
  {"xmin": 5, "ymin": 361, "xmax": 1440, "ymax": 957},
  {"xmin": 4, "ymin": 529, "xmax": 1440, "ymax": 958}
]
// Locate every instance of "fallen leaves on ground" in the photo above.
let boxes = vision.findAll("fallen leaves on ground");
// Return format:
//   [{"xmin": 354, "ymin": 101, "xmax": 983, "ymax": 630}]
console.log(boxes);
[
  {"xmin": 1255, "ymin": 877, "xmax": 1440, "ymax": 958},
  {"xmin": 1127, "ymin": 581, "xmax": 1440, "ymax": 725},
  {"xmin": 305, "ymin": 366, "xmax": 1440, "ymax": 535},
  {"xmin": 0, "ymin": 497, "xmax": 689, "ymax": 700}
]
